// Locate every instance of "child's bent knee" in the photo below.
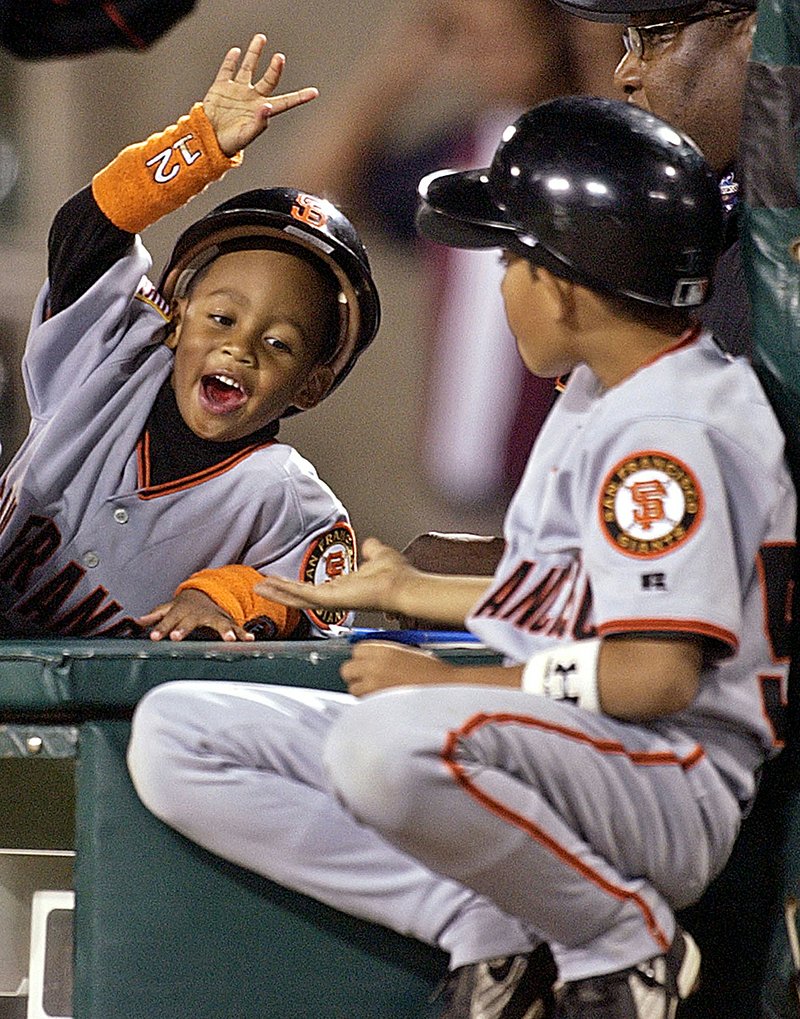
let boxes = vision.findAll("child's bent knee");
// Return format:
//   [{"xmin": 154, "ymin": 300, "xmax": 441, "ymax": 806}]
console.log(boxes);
[
  {"xmin": 324, "ymin": 697, "xmax": 432, "ymax": 833},
  {"xmin": 128, "ymin": 681, "xmax": 207, "ymax": 820}
]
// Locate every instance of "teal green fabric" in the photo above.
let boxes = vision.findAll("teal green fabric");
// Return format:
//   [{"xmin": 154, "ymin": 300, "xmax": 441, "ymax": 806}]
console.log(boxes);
[
  {"xmin": 0, "ymin": 639, "xmax": 359, "ymax": 713},
  {"xmin": 741, "ymin": 4, "xmax": 800, "ymax": 1016},
  {"xmin": 741, "ymin": 2, "xmax": 800, "ymax": 448},
  {"xmin": 74, "ymin": 721, "xmax": 445, "ymax": 1019}
]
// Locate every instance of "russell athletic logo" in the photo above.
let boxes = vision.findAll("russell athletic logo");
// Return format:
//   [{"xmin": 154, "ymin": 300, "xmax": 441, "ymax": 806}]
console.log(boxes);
[{"xmin": 600, "ymin": 451, "xmax": 703, "ymax": 558}]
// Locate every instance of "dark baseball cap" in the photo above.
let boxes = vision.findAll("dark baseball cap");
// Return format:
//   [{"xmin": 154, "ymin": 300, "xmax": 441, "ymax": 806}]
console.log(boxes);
[{"xmin": 548, "ymin": 0, "xmax": 755, "ymax": 23}]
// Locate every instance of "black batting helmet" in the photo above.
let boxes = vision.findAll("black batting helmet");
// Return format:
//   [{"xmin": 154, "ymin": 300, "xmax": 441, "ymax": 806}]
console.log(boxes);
[
  {"xmin": 160, "ymin": 188, "xmax": 381, "ymax": 399},
  {"xmin": 547, "ymin": 0, "xmax": 755, "ymax": 24},
  {"xmin": 416, "ymin": 97, "xmax": 724, "ymax": 308}
]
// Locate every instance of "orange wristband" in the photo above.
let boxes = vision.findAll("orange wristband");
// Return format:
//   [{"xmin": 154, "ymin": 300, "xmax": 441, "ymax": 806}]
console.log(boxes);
[
  {"xmin": 176, "ymin": 564, "xmax": 301, "ymax": 638},
  {"xmin": 91, "ymin": 103, "xmax": 242, "ymax": 234}
]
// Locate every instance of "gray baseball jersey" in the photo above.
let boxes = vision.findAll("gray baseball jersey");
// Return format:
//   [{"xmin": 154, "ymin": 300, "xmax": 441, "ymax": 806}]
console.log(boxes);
[
  {"xmin": 127, "ymin": 329, "xmax": 796, "ymax": 987},
  {"xmin": 0, "ymin": 243, "xmax": 355, "ymax": 636},
  {"xmin": 467, "ymin": 328, "xmax": 795, "ymax": 808}
]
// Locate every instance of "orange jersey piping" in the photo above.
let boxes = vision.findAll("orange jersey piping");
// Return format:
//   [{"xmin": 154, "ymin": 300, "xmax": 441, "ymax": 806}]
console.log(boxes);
[
  {"xmin": 442, "ymin": 711, "xmax": 703, "ymax": 953},
  {"xmin": 596, "ymin": 617, "xmax": 738, "ymax": 652},
  {"xmin": 638, "ymin": 323, "xmax": 702, "ymax": 373},
  {"xmin": 135, "ymin": 434, "xmax": 275, "ymax": 500}
]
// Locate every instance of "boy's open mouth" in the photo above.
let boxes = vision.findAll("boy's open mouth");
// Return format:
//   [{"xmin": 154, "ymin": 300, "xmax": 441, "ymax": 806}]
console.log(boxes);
[{"xmin": 199, "ymin": 373, "xmax": 249, "ymax": 415}]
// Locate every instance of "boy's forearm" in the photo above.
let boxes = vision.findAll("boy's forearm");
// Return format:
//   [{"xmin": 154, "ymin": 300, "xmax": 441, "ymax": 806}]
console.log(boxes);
[
  {"xmin": 91, "ymin": 103, "xmax": 241, "ymax": 235},
  {"xmin": 396, "ymin": 573, "xmax": 493, "ymax": 628}
]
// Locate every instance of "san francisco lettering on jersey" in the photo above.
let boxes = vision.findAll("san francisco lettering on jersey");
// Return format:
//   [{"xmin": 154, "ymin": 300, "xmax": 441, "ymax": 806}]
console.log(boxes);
[
  {"xmin": 473, "ymin": 557, "xmax": 596, "ymax": 641},
  {"xmin": 0, "ymin": 511, "xmax": 141, "ymax": 636}
]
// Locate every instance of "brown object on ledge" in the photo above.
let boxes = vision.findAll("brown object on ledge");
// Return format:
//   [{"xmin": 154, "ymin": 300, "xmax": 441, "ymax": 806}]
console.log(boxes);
[{"xmin": 386, "ymin": 532, "xmax": 505, "ymax": 630}]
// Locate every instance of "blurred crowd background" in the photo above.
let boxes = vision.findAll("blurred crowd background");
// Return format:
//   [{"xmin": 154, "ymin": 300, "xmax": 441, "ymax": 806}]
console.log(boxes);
[{"xmin": 0, "ymin": 0, "xmax": 622, "ymax": 553}]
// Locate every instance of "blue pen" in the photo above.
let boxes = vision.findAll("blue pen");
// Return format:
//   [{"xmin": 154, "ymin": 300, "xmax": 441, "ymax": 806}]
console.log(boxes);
[{"xmin": 348, "ymin": 628, "xmax": 481, "ymax": 646}]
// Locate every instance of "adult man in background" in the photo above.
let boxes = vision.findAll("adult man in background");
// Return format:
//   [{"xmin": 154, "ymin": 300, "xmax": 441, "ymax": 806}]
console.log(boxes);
[{"xmin": 551, "ymin": 0, "xmax": 756, "ymax": 361}]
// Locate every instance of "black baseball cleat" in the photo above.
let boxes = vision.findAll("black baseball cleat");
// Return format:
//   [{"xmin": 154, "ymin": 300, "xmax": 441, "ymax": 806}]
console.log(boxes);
[
  {"xmin": 435, "ymin": 942, "xmax": 559, "ymax": 1019},
  {"xmin": 556, "ymin": 928, "xmax": 701, "ymax": 1019}
]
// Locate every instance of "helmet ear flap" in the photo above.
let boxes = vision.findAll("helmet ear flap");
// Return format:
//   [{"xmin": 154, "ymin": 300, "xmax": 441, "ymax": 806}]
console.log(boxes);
[{"xmin": 172, "ymin": 267, "xmax": 203, "ymax": 300}]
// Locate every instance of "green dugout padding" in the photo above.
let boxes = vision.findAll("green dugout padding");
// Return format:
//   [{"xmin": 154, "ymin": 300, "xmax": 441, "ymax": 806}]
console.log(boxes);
[
  {"xmin": 0, "ymin": 638, "xmax": 488, "ymax": 717},
  {"xmin": 0, "ymin": 638, "xmax": 490, "ymax": 1019},
  {"xmin": 75, "ymin": 721, "xmax": 445, "ymax": 1019},
  {"xmin": 741, "ymin": 2, "xmax": 800, "ymax": 1016},
  {"xmin": 0, "ymin": 637, "xmax": 798, "ymax": 1017}
]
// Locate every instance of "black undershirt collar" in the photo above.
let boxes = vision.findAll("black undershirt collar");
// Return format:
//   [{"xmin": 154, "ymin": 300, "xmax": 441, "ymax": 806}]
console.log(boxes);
[{"xmin": 143, "ymin": 379, "xmax": 280, "ymax": 487}]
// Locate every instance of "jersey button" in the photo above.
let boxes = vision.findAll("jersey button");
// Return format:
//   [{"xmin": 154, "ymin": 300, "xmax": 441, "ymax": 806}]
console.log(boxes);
[
  {"xmin": 113, "ymin": 508, "xmax": 129, "ymax": 524},
  {"xmin": 83, "ymin": 551, "xmax": 100, "ymax": 569}
]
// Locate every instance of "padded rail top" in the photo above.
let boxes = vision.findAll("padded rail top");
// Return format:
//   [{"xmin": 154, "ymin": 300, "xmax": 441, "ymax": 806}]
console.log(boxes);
[{"xmin": 0, "ymin": 638, "xmax": 500, "ymax": 719}]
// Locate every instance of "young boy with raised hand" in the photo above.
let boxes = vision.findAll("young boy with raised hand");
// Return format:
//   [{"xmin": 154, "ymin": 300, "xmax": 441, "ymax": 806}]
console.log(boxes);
[
  {"xmin": 0, "ymin": 34, "xmax": 379, "ymax": 642},
  {"xmin": 128, "ymin": 97, "xmax": 795, "ymax": 1019}
]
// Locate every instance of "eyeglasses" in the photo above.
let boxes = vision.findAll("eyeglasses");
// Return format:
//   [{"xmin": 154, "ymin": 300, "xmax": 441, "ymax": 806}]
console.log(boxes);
[{"xmin": 622, "ymin": 7, "xmax": 751, "ymax": 60}]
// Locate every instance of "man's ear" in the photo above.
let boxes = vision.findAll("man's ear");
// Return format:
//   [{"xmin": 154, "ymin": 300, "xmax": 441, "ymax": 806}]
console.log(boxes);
[
  {"xmin": 743, "ymin": 11, "xmax": 757, "ymax": 37},
  {"xmin": 292, "ymin": 365, "xmax": 335, "ymax": 410},
  {"xmin": 164, "ymin": 296, "xmax": 187, "ymax": 350}
]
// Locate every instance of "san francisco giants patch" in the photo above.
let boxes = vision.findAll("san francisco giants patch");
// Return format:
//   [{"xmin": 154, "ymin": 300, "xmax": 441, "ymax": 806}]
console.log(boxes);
[
  {"xmin": 599, "ymin": 451, "xmax": 703, "ymax": 558},
  {"xmin": 301, "ymin": 522, "xmax": 356, "ymax": 628}
]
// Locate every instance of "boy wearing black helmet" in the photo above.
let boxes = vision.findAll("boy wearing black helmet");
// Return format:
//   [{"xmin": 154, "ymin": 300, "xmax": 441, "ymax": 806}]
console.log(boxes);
[
  {"xmin": 0, "ymin": 34, "xmax": 379, "ymax": 642},
  {"xmin": 128, "ymin": 96, "xmax": 795, "ymax": 1018}
]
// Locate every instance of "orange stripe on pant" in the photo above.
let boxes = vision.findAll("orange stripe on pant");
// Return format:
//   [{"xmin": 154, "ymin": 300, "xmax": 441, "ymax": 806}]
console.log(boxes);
[{"xmin": 440, "ymin": 711, "xmax": 705, "ymax": 954}]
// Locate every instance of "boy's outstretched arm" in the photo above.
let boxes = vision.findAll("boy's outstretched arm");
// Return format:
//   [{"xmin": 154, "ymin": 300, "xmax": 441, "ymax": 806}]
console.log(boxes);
[
  {"xmin": 91, "ymin": 34, "xmax": 317, "ymax": 236},
  {"xmin": 47, "ymin": 35, "xmax": 317, "ymax": 316},
  {"xmin": 256, "ymin": 537, "xmax": 493, "ymax": 629}
]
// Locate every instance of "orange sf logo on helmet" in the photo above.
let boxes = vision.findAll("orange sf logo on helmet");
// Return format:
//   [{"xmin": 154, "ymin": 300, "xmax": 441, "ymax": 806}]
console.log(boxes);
[{"xmin": 291, "ymin": 193, "xmax": 328, "ymax": 228}]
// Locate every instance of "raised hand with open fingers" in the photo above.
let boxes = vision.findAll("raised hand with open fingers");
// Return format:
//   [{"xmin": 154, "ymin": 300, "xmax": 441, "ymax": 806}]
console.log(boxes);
[{"xmin": 203, "ymin": 33, "xmax": 318, "ymax": 158}]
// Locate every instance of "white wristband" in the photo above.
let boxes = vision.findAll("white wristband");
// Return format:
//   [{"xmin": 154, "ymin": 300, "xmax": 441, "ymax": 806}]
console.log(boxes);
[{"xmin": 521, "ymin": 638, "xmax": 602, "ymax": 714}]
